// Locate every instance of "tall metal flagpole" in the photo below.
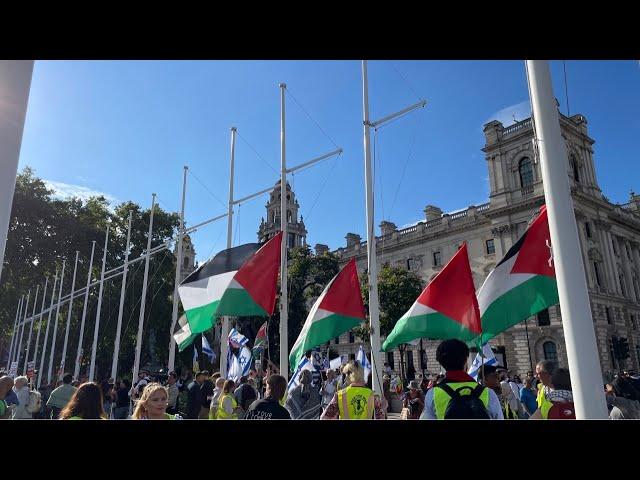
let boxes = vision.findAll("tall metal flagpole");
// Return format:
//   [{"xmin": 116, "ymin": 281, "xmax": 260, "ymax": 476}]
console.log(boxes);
[
  {"xmin": 221, "ymin": 128, "xmax": 237, "ymax": 377},
  {"xmin": 361, "ymin": 61, "xmax": 383, "ymax": 396},
  {"xmin": 279, "ymin": 83, "xmax": 289, "ymax": 382},
  {"xmin": 168, "ymin": 167, "xmax": 188, "ymax": 373},
  {"xmin": 132, "ymin": 194, "xmax": 156, "ymax": 384},
  {"xmin": 74, "ymin": 241, "xmax": 96, "ymax": 380},
  {"xmin": 525, "ymin": 60, "xmax": 607, "ymax": 419},
  {"xmin": 60, "ymin": 251, "xmax": 80, "ymax": 379},
  {"xmin": 10, "ymin": 296, "xmax": 25, "ymax": 365},
  {"xmin": 23, "ymin": 284, "xmax": 39, "ymax": 375},
  {"xmin": 38, "ymin": 273, "xmax": 57, "ymax": 388},
  {"xmin": 89, "ymin": 226, "xmax": 110, "ymax": 381},
  {"xmin": 7, "ymin": 296, "xmax": 22, "ymax": 370},
  {"xmin": 111, "ymin": 212, "xmax": 132, "ymax": 382},
  {"xmin": 48, "ymin": 260, "xmax": 66, "ymax": 383},
  {"xmin": 32, "ymin": 277, "xmax": 49, "ymax": 382},
  {"xmin": 15, "ymin": 290, "xmax": 30, "ymax": 368}
]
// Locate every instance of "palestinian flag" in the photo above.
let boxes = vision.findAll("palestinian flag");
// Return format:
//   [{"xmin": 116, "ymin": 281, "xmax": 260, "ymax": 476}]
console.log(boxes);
[
  {"xmin": 173, "ymin": 314, "xmax": 198, "ymax": 352},
  {"xmin": 178, "ymin": 232, "xmax": 282, "ymax": 335},
  {"xmin": 475, "ymin": 205, "xmax": 558, "ymax": 345},
  {"xmin": 289, "ymin": 259, "xmax": 365, "ymax": 371},
  {"xmin": 382, "ymin": 243, "xmax": 481, "ymax": 352},
  {"xmin": 252, "ymin": 321, "xmax": 268, "ymax": 358}
]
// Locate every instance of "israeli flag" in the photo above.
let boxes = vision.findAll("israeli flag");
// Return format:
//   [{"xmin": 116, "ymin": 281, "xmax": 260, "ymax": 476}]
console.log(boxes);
[
  {"xmin": 467, "ymin": 343, "xmax": 497, "ymax": 380},
  {"xmin": 287, "ymin": 356, "xmax": 315, "ymax": 395},
  {"xmin": 356, "ymin": 345, "xmax": 371, "ymax": 383},
  {"xmin": 238, "ymin": 346, "xmax": 253, "ymax": 377},
  {"xmin": 228, "ymin": 327, "xmax": 249, "ymax": 348},
  {"xmin": 201, "ymin": 334, "xmax": 216, "ymax": 362},
  {"xmin": 228, "ymin": 354, "xmax": 242, "ymax": 382}
]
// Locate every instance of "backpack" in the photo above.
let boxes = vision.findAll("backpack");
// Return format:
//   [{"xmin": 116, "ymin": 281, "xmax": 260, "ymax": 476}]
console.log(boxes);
[
  {"xmin": 437, "ymin": 383, "xmax": 490, "ymax": 419},
  {"xmin": 546, "ymin": 401, "xmax": 575, "ymax": 419},
  {"xmin": 26, "ymin": 390, "xmax": 42, "ymax": 414}
]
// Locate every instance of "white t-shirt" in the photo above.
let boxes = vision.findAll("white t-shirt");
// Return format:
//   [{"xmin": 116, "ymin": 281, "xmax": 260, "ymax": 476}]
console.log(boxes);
[{"xmin": 321, "ymin": 379, "xmax": 337, "ymax": 405}]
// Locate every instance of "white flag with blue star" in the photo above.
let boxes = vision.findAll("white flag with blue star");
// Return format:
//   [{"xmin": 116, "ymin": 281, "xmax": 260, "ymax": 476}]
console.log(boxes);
[
  {"xmin": 356, "ymin": 345, "xmax": 371, "ymax": 383},
  {"xmin": 467, "ymin": 342, "xmax": 497, "ymax": 380},
  {"xmin": 201, "ymin": 334, "xmax": 216, "ymax": 362}
]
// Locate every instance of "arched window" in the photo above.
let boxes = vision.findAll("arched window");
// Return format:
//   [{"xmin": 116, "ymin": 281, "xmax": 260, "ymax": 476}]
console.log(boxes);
[
  {"xmin": 518, "ymin": 157, "xmax": 534, "ymax": 188},
  {"xmin": 287, "ymin": 210, "xmax": 292, "ymax": 223},
  {"xmin": 543, "ymin": 341, "xmax": 558, "ymax": 362},
  {"xmin": 571, "ymin": 155, "xmax": 581, "ymax": 183}
]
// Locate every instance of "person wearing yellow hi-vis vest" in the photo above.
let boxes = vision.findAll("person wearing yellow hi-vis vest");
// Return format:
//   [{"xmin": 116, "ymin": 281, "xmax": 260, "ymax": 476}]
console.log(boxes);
[
  {"xmin": 217, "ymin": 380, "xmax": 240, "ymax": 420},
  {"xmin": 530, "ymin": 368, "xmax": 575, "ymax": 419},
  {"xmin": 320, "ymin": 360, "xmax": 385, "ymax": 420},
  {"xmin": 535, "ymin": 360, "xmax": 556, "ymax": 413}
]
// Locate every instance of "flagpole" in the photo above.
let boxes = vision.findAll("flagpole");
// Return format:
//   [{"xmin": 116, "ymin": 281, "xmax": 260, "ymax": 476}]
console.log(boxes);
[
  {"xmin": 89, "ymin": 226, "xmax": 110, "ymax": 382},
  {"xmin": 48, "ymin": 260, "xmax": 66, "ymax": 383},
  {"xmin": 60, "ymin": 251, "xmax": 80, "ymax": 379},
  {"xmin": 361, "ymin": 61, "xmax": 383, "ymax": 396},
  {"xmin": 221, "ymin": 128, "xmax": 237, "ymax": 377},
  {"xmin": 32, "ymin": 277, "xmax": 49, "ymax": 382},
  {"xmin": 279, "ymin": 83, "xmax": 289, "ymax": 382},
  {"xmin": 15, "ymin": 290, "xmax": 30, "ymax": 370},
  {"xmin": 23, "ymin": 284, "xmax": 40, "ymax": 375},
  {"xmin": 525, "ymin": 60, "xmax": 607, "ymax": 419},
  {"xmin": 169, "ymin": 166, "xmax": 188, "ymax": 373},
  {"xmin": 132, "ymin": 193, "xmax": 156, "ymax": 385},
  {"xmin": 38, "ymin": 273, "xmax": 57, "ymax": 389},
  {"xmin": 6, "ymin": 296, "xmax": 22, "ymax": 370},
  {"xmin": 111, "ymin": 211, "xmax": 132, "ymax": 382},
  {"xmin": 74, "ymin": 241, "xmax": 96, "ymax": 380}
]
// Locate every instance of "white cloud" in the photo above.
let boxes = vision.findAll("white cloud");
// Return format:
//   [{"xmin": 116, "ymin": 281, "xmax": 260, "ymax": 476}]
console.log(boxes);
[
  {"xmin": 43, "ymin": 179, "xmax": 118, "ymax": 205},
  {"xmin": 486, "ymin": 100, "xmax": 531, "ymax": 127}
]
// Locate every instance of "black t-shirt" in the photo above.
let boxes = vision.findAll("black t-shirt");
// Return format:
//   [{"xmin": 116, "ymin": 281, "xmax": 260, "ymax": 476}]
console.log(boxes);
[
  {"xmin": 116, "ymin": 387, "xmax": 129, "ymax": 408},
  {"xmin": 244, "ymin": 398, "xmax": 291, "ymax": 420},
  {"xmin": 201, "ymin": 380, "xmax": 214, "ymax": 408}
]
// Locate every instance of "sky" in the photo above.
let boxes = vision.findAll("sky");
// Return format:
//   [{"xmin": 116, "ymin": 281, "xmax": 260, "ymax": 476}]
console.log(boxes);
[{"xmin": 18, "ymin": 60, "xmax": 640, "ymax": 263}]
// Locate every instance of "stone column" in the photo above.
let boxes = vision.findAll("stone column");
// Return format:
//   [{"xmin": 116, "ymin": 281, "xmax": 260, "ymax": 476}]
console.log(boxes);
[
  {"xmin": 575, "ymin": 215, "xmax": 595, "ymax": 289},
  {"xmin": 622, "ymin": 239, "xmax": 637, "ymax": 302},
  {"xmin": 595, "ymin": 222, "xmax": 616, "ymax": 295},
  {"xmin": 604, "ymin": 230, "xmax": 622, "ymax": 296}
]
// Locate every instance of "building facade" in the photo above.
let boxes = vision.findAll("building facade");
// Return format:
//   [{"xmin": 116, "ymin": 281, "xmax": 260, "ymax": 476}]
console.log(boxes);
[
  {"xmin": 258, "ymin": 180, "xmax": 308, "ymax": 249},
  {"xmin": 174, "ymin": 234, "xmax": 197, "ymax": 283},
  {"xmin": 326, "ymin": 110, "xmax": 640, "ymax": 382}
]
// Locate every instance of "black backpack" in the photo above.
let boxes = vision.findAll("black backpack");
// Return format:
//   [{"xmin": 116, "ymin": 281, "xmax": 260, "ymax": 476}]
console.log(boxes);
[{"xmin": 436, "ymin": 383, "xmax": 490, "ymax": 419}]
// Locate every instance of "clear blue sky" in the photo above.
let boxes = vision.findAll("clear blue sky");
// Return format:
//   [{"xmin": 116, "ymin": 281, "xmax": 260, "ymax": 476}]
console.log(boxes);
[{"xmin": 18, "ymin": 60, "xmax": 640, "ymax": 263}]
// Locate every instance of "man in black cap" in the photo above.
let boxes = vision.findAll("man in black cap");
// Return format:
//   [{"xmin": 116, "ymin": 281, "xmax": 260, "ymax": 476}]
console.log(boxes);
[{"xmin": 478, "ymin": 365, "xmax": 516, "ymax": 419}]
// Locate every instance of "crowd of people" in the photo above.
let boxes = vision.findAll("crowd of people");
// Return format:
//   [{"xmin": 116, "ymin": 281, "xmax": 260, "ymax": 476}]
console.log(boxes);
[{"xmin": 1, "ymin": 339, "xmax": 640, "ymax": 420}]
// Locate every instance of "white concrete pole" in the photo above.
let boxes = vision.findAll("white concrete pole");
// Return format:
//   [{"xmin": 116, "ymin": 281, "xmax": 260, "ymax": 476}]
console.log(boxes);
[
  {"xmin": 525, "ymin": 60, "xmax": 608, "ymax": 419},
  {"xmin": 279, "ymin": 83, "xmax": 289, "ymax": 381},
  {"xmin": 132, "ymin": 194, "xmax": 156, "ymax": 383},
  {"xmin": 89, "ymin": 226, "xmax": 110, "ymax": 381},
  {"xmin": 48, "ymin": 260, "xmax": 66, "ymax": 383},
  {"xmin": 221, "ymin": 128, "xmax": 237, "ymax": 377},
  {"xmin": 31, "ymin": 277, "xmax": 49, "ymax": 379},
  {"xmin": 38, "ymin": 273, "xmax": 57, "ymax": 388},
  {"xmin": 15, "ymin": 290, "xmax": 30, "ymax": 368},
  {"xmin": 111, "ymin": 211, "xmax": 132, "ymax": 381},
  {"xmin": 0, "ymin": 61, "xmax": 34, "ymax": 283},
  {"xmin": 60, "ymin": 251, "xmax": 80, "ymax": 378},
  {"xmin": 168, "ymin": 167, "xmax": 188, "ymax": 373},
  {"xmin": 74, "ymin": 241, "xmax": 96, "ymax": 379},
  {"xmin": 362, "ymin": 60, "xmax": 383, "ymax": 396},
  {"xmin": 23, "ymin": 285, "xmax": 40, "ymax": 374},
  {"xmin": 6, "ymin": 296, "xmax": 23, "ymax": 370}
]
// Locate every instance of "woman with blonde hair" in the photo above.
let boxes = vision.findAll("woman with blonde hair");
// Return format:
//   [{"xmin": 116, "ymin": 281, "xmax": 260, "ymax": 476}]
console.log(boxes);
[
  {"xmin": 59, "ymin": 382, "xmax": 107, "ymax": 420},
  {"xmin": 131, "ymin": 383, "xmax": 182, "ymax": 420},
  {"xmin": 320, "ymin": 360, "xmax": 385, "ymax": 420},
  {"xmin": 216, "ymin": 380, "xmax": 239, "ymax": 420}
]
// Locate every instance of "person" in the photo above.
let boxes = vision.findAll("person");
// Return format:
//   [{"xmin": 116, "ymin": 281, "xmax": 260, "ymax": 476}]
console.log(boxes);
[
  {"xmin": 112, "ymin": 379, "xmax": 131, "ymax": 419},
  {"xmin": 101, "ymin": 378, "xmax": 114, "ymax": 416},
  {"xmin": 421, "ymin": 339, "xmax": 503, "ymax": 420},
  {"xmin": 406, "ymin": 363, "xmax": 416, "ymax": 382},
  {"xmin": 166, "ymin": 371, "xmax": 180, "ymax": 414},
  {"xmin": 199, "ymin": 371, "xmax": 214, "ymax": 419},
  {"xmin": 383, "ymin": 362, "xmax": 393, "ymax": 376},
  {"xmin": 285, "ymin": 369, "xmax": 323, "ymax": 419},
  {"xmin": 0, "ymin": 376, "xmax": 15, "ymax": 420},
  {"xmin": 605, "ymin": 377, "xmax": 640, "ymax": 419},
  {"xmin": 498, "ymin": 369, "xmax": 521, "ymax": 419},
  {"xmin": 320, "ymin": 369, "xmax": 338, "ymax": 410},
  {"xmin": 420, "ymin": 375, "xmax": 430, "ymax": 394},
  {"xmin": 132, "ymin": 383, "xmax": 183, "ymax": 420},
  {"xmin": 519, "ymin": 377, "xmax": 538, "ymax": 418},
  {"xmin": 478, "ymin": 365, "xmax": 515, "ymax": 419},
  {"xmin": 321, "ymin": 360, "xmax": 385, "ymax": 420},
  {"xmin": 529, "ymin": 368, "xmax": 575, "ymax": 420},
  {"xmin": 59, "ymin": 382, "xmax": 107, "ymax": 420},
  {"xmin": 402, "ymin": 380, "xmax": 425, "ymax": 419},
  {"xmin": 11, "ymin": 376, "xmax": 32, "ymax": 419},
  {"xmin": 534, "ymin": 360, "xmax": 556, "ymax": 411},
  {"xmin": 382, "ymin": 374, "xmax": 392, "ymax": 416},
  {"xmin": 186, "ymin": 371, "xmax": 206, "ymax": 419},
  {"xmin": 217, "ymin": 380, "xmax": 240, "ymax": 420},
  {"xmin": 209, "ymin": 377, "xmax": 226, "ymax": 419},
  {"xmin": 244, "ymin": 374, "xmax": 291, "ymax": 420},
  {"xmin": 47, "ymin": 373, "xmax": 77, "ymax": 419},
  {"xmin": 130, "ymin": 370, "xmax": 150, "ymax": 402},
  {"xmin": 234, "ymin": 375, "xmax": 257, "ymax": 419}
]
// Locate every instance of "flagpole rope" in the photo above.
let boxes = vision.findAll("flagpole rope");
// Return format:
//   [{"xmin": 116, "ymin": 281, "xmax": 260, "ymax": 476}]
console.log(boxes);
[
  {"xmin": 188, "ymin": 169, "xmax": 227, "ymax": 210},
  {"xmin": 236, "ymin": 131, "xmax": 279, "ymax": 175},
  {"xmin": 387, "ymin": 61, "xmax": 423, "ymax": 103},
  {"xmin": 285, "ymin": 87, "xmax": 340, "ymax": 150},
  {"xmin": 300, "ymin": 152, "xmax": 341, "ymax": 223}
]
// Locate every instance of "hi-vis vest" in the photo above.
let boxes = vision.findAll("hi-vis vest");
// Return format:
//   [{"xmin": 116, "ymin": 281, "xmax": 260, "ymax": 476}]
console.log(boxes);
[
  {"xmin": 337, "ymin": 385, "xmax": 374, "ymax": 419},
  {"xmin": 537, "ymin": 384, "xmax": 553, "ymax": 412},
  {"xmin": 433, "ymin": 381, "xmax": 490, "ymax": 420},
  {"xmin": 217, "ymin": 394, "xmax": 238, "ymax": 420}
]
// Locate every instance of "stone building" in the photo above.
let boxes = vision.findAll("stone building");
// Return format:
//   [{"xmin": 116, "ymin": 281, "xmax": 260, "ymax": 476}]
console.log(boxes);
[
  {"xmin": 258, "ymin": 180, "xmax": 308, "ymax": 249},
  {"xmin": 174, "ymin": 234, "xmax": 197, "ymax": 283},
  {"xmin": 329, "ymin": 110, "xmax": 640, "ymax": 382}
]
